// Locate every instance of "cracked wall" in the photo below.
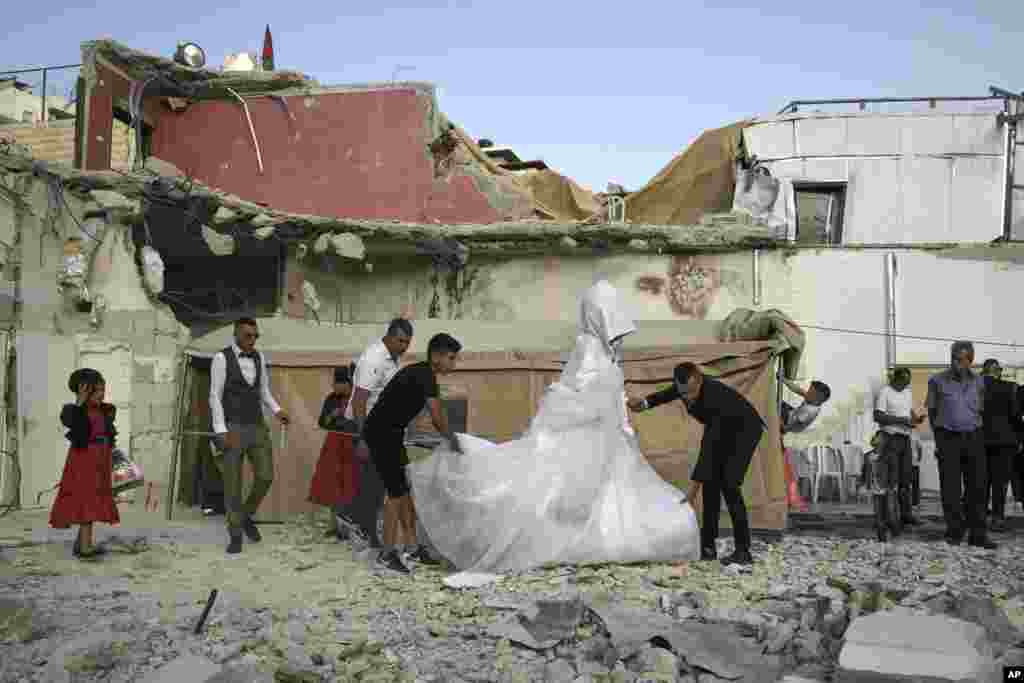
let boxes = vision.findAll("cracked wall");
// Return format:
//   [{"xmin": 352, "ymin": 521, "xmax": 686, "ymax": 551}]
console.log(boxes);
[
  {"xmin": 147, "ymin": 87, "xmax": 537, "ymax": 223},
  {"xmin": 0, "ymin": 171, "xmax": 188, "ymax": 509}
]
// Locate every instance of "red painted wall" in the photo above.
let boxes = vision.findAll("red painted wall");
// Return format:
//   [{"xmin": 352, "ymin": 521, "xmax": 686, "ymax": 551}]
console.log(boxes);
[{"xmin": 149, "ymin": 89, "xmax": 513, "ymax": 223}]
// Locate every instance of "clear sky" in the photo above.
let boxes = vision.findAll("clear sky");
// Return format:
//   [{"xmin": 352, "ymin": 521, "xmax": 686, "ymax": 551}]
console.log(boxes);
[{"xmin": 2, "ymin": 0, "xmax": 1022, "ymax": 191}]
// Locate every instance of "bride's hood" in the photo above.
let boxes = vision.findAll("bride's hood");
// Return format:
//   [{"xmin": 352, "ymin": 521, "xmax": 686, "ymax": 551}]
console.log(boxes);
[{"xmin": 579, "ymin": 280, "xmax": 637, "ymax": 346}]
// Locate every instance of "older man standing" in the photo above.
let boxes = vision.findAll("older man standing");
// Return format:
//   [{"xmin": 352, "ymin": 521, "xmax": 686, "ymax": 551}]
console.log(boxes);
[
  {"xmin": 339, "ymin": 318, "xmax": 413, "ymax": 546},
  {"xmin": 927, "ymin": 341, "xmax": 995, "ymax": 549}
]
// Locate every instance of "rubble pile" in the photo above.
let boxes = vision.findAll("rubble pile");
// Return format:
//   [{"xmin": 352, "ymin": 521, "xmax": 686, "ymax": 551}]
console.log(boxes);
[{"xmin": 1, "ymin": 517, "xmax": 1022, "ymax": 682}]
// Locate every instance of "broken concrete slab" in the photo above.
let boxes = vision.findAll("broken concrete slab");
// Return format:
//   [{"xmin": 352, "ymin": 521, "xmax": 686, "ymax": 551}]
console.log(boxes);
[
  {"xmin": 329, "ymin": 232, "xmax": 366, "ymax": 259},
  {"xmin": 838, "ymin": 609, "xmax": 999, "ymax": 682},
  {"xmin": 212, "ymin": 206, "xmax": 238, "ymax": 224},
  {"xmin": 488, "ymin": 597, "xmax": 584, "ymax": 650},
  {"xmin": 90, "ymin": 189, "xmax": 140, "ymax": 213},
  {"xmin": 586, "ymin": 602, "xmax": 783, "ymax": 683}
]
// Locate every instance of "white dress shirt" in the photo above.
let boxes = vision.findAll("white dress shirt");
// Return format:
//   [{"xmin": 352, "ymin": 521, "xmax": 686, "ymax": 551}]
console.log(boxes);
[
  {"xmin": 209, "ymin": 344, "xmax": 282, "ymax": 434},
  {"xmin": 344, "ymin": 339, "xmax": 400, "ymax": 421}
]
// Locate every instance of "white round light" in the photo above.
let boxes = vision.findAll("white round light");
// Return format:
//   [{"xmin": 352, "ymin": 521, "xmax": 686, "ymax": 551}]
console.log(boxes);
[{"xmin": 175, "ymin": 43, "xmax": 206, "ymax": 69}]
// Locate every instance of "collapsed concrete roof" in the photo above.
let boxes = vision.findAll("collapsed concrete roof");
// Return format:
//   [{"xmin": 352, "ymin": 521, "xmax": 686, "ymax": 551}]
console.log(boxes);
[{"xmin": 0, "ymin": 151, "xmax": 786, "ymax": 256}]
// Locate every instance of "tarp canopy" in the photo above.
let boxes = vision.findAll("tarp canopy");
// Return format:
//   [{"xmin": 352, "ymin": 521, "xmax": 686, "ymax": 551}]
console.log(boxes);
[
  {"xmin": 625, "ymin": 121, "xmax": 750, "ymax": 226},
  {"xmin": 180, "ymin": 316, "xmax": 787, "ymax": 531}
]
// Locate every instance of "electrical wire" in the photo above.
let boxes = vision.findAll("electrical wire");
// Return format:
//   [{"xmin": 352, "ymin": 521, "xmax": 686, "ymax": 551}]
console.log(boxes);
[{"xmin": 793, "ymin": 323, "xmax": 1024, "ymax": 350}]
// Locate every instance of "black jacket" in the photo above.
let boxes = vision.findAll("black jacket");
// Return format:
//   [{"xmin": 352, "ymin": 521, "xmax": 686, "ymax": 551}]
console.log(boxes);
[
  {"xmin": 644, "ymin": 377, "xmax": 765, "ymax": 486},
  {"xmin": 318, "ymin": 393, "xmax": 358, "ymax": 433},
  {"xmin": 982, "ymin": 377, "xmax": 1018, "ymax": 447},
  {"xmin": 61, "ymin": 402, "xmax": 117, "ymax": 450}
]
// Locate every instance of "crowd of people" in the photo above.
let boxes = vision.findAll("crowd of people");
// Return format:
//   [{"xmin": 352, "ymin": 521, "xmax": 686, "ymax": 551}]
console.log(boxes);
[{"xmin": 47, "ymin": 284, "xmax": 1022, "ymax": 578}]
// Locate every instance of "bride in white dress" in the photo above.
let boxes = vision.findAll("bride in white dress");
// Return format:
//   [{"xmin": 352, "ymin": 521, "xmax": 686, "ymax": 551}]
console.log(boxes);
[{"xmin": 408, "ymin": 279, "xmax": 700, "ymax": 587}]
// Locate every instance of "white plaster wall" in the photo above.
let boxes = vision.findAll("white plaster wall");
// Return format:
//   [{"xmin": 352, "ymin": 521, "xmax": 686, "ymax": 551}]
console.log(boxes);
[
  {"xmin": 744, "ymin": 113, "xmax": 1024, "ymax": 244},
  {"xmin": 756, "ymin": 248, "xmax": 1024, "ymax": 447}
]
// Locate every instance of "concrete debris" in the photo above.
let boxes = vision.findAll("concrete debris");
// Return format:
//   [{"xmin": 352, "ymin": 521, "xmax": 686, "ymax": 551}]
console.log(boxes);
[
  {"xmin": 1, "ymin": 517, "xmax": 1023, "ymax": 683},
  {"xmin": 89, "ymin": 189, "xmax": 140, "ymax": 213},
  {"xmin": 250, "ymin": 213, "xmax": 278, "ymax": 228},
  {"xmin": 295, "ymin": 243, "xmax": 308, "ymax": 260},
  {"xmin": 560, "ymin": 236, "xmax": 579, "ymax": 248},
  {"xmin": 212, "ymin": 206, "xmax": 238, "ymax": 225},
  {"xmin": 253, "ymin": 226, "xmax": 276, "ymax": 240},
  {"xmin": 313, "ymin": 233, "xmax": 330, "ymax": 254},
  {"xmin": 139, "ymin": 653, "xmax": 220, "ymax": 682},
  {"xmin": 329, "ymin": 231, "xmax": 366, "ymax": 260},
  {"xmin": 201, "ymin": 225, "xmax": 236, "ymax": 256},
  {"xmin": 301, "ymin": 281, "xmax": 321, "ymax": 314},
  {"xmin": 838, "ymin": 609, "xmax": 999, "ymax": 682},
  {"xmin": 140, "ymin": 245, "xmax": 165, "ymax": 295},
  {"xmin": 143, "ymin": 157, "xmax": 186, "ymax": 179},
  {"xmin": 629, "ymin": 239, "xmax": 650, "ymax": 250}
]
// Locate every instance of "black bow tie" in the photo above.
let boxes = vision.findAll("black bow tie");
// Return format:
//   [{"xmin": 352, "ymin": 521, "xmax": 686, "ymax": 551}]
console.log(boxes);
[{"xmin": 239, "ymin": 351, "xmax": 258, "ymax": 360}]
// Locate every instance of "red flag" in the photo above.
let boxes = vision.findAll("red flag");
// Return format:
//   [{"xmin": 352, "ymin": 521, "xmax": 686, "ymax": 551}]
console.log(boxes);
[{"xmin": 262, "ymin": 24, "xmax": 275, "ymax": 71}]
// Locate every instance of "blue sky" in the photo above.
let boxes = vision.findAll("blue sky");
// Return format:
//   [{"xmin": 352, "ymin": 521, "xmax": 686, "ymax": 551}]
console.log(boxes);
[{"xmin": 3, "ymin": 1, "xmax": 1022, "ymax": 191}]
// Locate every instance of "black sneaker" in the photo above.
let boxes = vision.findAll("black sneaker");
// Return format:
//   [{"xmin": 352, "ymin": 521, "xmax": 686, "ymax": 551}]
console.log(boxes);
[
  {"xmin": 227, "ymin": 534, "xmax": 243, "ymax": 554},
  {"xmin": 407, "ymin": 546, "xmax": 440, "ymax": 566},
  {"xmin": 242, "ymin": 518, "xmax": 262, "ymax": 543},
  {"xmin": 376, "ymin": 550, "xmax": 410, "ymax": 574},
  {"xmin": 722, "ymin": 550, "xmax": 754, "ymax": 566},
  {"xmin": 700, "ymin": 547, "xmax": 717, "ymax": 561}
]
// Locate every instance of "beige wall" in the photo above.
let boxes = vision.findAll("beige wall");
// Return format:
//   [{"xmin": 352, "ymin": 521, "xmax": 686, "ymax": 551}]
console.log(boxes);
[
  {"xmin": 290, "ymin": 246, "xmax": 1024, "ymax": 450},
  {"xmin": 0, "ymin": 173, "xmax": 187, "ymax": 510}
]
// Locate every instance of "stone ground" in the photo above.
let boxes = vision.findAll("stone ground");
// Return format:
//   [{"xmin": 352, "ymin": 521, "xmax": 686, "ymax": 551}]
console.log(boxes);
[{"xmin": 1, "ymin": 498, "xmax": 1023, "ymax": 683}]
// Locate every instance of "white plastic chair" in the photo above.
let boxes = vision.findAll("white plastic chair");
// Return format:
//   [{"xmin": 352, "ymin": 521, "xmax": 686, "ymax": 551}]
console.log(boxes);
[
  {"xmin": 840, "ymin": 444, "xmax": 868, "ymax": 503},
  {"xmin": 809, "ymin": 443, "xmax": 845, "ymax": 504}
]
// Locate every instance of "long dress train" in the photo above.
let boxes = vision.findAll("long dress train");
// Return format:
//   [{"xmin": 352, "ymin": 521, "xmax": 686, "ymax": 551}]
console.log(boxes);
[{"xmin": 408, "ymin": 280, "xmax": 700, "ymax": 586}]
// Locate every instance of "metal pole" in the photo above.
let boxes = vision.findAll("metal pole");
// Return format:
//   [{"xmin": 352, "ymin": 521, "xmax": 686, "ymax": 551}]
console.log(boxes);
[
  {"xmin": 885, "ymin": 252, "xmax": 897, "ymax": 369},
  {"xmin": 165, "ymin": 352, "xmax": 189, "ymax": 521},
  {"xmin": 1000, "ymin": 98, "xmax": 1017, "ymax": 241},
  {"xmin": 752, "ymin": 249, "xmax": 761, "ymax": 306},
  {"xmin": 41, "ymin": 68, "xmax": 47, "ymax": 124}
]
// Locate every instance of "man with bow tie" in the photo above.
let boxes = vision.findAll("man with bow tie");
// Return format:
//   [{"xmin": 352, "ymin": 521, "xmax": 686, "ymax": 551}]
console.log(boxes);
[{"xmin": 210, "ymin": 317, "xmax": 290, "ymax": 554}]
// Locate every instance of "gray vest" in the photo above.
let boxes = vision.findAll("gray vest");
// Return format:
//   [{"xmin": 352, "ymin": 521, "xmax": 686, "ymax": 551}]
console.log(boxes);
[{"xmin": 221, "ymin": 347, "xmax": 264, "ymax": 426}]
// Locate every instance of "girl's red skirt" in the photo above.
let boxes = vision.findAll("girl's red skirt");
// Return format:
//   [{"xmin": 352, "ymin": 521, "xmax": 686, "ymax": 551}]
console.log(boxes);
[
  {"xmin": 49, "ymin": 444, "xmax": 120, "ymax": 528},
  {"xmin": 308, "ymin": 432, "xmax": 360, "ymax": 507}
]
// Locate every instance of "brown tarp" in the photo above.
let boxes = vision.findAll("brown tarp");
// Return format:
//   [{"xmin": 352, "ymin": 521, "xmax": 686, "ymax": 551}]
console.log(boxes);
[
  {"xmin": 180, "ymin": 341, "xmax": 785, "ymax": 532},
  {"xmin": 625, "ymin": 121, "xmax": 750, "ymax": 225},
  {"xmin": 518, "ymin": 169, "xmax": 602, "ymax": 222},
  {"xmin": 720, "ymin": 308, "xmax": 806, "ymax": 380}
]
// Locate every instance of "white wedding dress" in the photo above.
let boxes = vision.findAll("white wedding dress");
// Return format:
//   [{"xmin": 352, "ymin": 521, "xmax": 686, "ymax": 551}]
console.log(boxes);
[{"xmin": 408, "ymin": 280, "xmax": 700, "ymax": 587}]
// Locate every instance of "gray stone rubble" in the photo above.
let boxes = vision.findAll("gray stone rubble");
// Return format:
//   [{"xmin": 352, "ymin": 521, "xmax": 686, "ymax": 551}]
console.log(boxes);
[{"xmin": 1, "ymin": 518, "xmax": 1022, "ymax": 683}]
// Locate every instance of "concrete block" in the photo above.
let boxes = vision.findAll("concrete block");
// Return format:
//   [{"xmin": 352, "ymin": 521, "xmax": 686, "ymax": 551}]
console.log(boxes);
[
  {"xmin": 138, "ymin": 654, "xmax": 220, "ymax": 683},
  {"xmin": 154, "ymin": 332, "xmax": 184, "ymax": 357},
  {"xmin": 838, "ymin": 609, "xmax": 997, "ymax": 682}
]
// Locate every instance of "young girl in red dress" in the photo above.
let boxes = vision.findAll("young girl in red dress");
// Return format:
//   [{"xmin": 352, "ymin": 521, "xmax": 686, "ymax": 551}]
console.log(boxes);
[
  {"xmin": 308, "ymin": 365, "xmax": 360, "ymax": 540},
  {"xmin": 50, "ymin": 368, "xmax": 121, "ymax": 559}
]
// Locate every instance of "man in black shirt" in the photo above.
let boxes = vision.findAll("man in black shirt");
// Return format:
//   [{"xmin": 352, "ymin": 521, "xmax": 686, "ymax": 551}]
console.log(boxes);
[
  {"xmin": 362, "ymin": 333, "xmax": 464, "ymax": 574},
  {"xmin": 629, "ymin": 362, "xmax": 765, "ymax": 565}
]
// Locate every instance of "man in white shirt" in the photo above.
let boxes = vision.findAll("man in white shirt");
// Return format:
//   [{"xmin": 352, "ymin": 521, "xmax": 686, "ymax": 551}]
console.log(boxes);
[
  {"xmin": 209, "ymin": 317, "xmax": 290, "ymax": 554},
  {"xmin": 338, "ymin": 318, "xmax": 413, "ymax": 547},
  {"xmin": 873, "ymin": 367, "xmax": 925, "ymax": 538}
]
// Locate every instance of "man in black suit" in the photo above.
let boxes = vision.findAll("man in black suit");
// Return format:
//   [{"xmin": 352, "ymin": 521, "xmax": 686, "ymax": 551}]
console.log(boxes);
[
  {"xmin": 981, "ymin": 359, "xmax": 1019, "ymax": 532},
  {"xmin": 629, "ymin": 362, "xmax": 766, "ymax": 566}
]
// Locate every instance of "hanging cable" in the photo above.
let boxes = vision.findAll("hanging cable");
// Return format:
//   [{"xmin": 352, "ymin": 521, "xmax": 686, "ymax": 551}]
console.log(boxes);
[
  {"xmin": 793, "ymin": 323, "xmax": 1023, "ymax": 350},
  {"xmin": 224, "ymin": 87, "xmax": 264, "ymax": 174}
]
